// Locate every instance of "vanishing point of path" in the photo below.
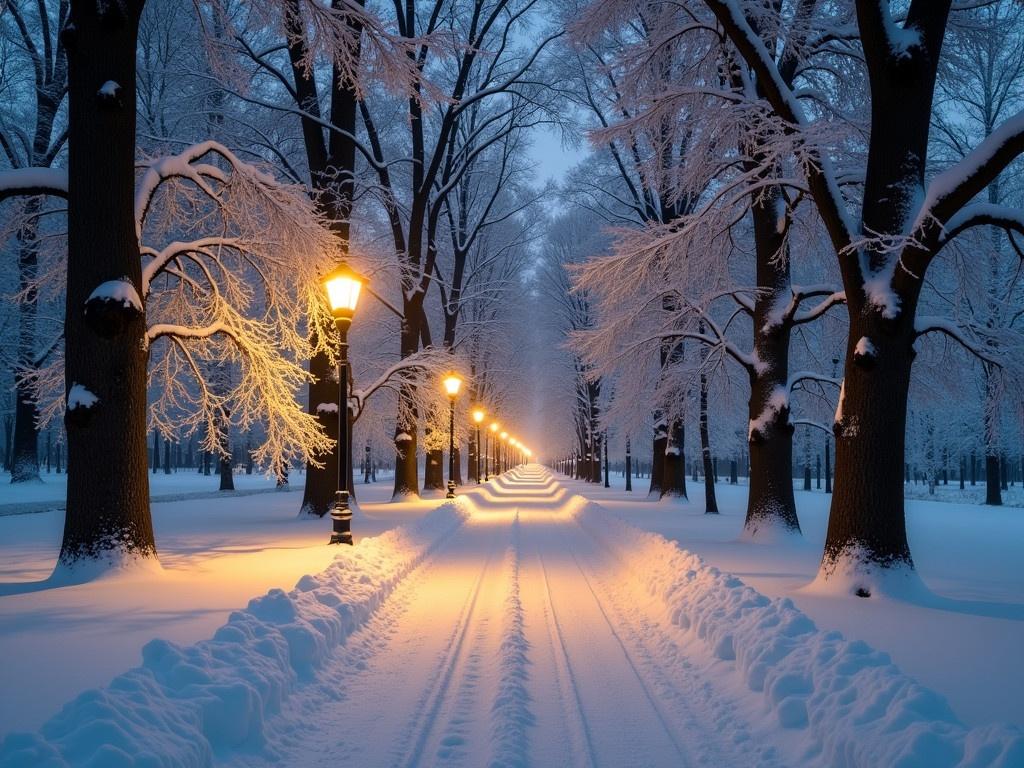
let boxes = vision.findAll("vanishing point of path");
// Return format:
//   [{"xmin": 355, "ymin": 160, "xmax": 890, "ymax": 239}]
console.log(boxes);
[{"xmin": 223, "ymin": 468, "xmax": 786, "ymax": 768}]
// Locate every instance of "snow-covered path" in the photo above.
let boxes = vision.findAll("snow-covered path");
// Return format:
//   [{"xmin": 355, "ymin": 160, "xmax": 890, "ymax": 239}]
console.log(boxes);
[{"xmin": 228, "ymin": 468, "xmax": 776, "ymax": 768}]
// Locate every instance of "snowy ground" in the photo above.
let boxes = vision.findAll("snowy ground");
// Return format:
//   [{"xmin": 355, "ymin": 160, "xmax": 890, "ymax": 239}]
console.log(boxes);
[
  {"xmin": 566, "ymin": 474, "xmax": 1024, "ymax": 730},
  {"xmin": 0, "ymin": 470, "xmax": 439, "ymax": 736},
  {"xmin": 0, "ymin": 470, "xmax": 293, "ymax": 516},
  {"xmin": 1, "ymin": 467, "xmax": 1021, "ymax": 767}
]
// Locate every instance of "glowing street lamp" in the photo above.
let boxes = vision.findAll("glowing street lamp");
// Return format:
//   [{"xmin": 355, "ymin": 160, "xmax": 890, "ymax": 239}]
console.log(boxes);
[
  {"xmin": 322, "ymin": 263, "xmax": 365, "ymax": 545},
  {"xmin": 472, "ymin": 408, "xmax": 486, "ymax": 484},
  {"xmin": 500, "ymin": 431, "xmax": 508, "ymax": 474},
  {"xmin": 443, "ymin": 374, "xmax": 462, "ymax": 498}
]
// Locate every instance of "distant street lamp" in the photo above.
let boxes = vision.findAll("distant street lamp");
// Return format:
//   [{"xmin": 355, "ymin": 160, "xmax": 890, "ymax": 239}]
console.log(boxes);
[
  {"xmin": 500, "ymin": 431, "xmax": 508, "ymax": 474},
  {"xmin": 488, "ymin": 422, "xmax": 499, "ymax": 480},
  {"xmin": 322, "ymin": 263, "xmax": 364, "ymax": 545},
  {"xmin": 472, "ymin": 408, "xmax": 486, "ymax": 483},
  {"xmin": 443, "ymin": 374, "xmax": 462, "ymax": 498}
]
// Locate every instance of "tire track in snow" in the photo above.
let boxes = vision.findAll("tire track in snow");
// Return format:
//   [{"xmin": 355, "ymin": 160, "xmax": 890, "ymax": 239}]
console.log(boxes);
[
  {"xmin": 565, "ymin": 510, "xmax": 785, "ymax": 768},
  {"xmin": 394, "ymin": 519, "xmax": 507, "ymax": 768},
  {"xmin": 535, "ymin": 539, "xmax": 602, "ymax": 768},
  {"xmin": 489, "ymin": 509, "xmax": 534, "ymax": 768},
  {"xmin": 546, "ymin": 520, "xmax": 695, "ymax": 768}
]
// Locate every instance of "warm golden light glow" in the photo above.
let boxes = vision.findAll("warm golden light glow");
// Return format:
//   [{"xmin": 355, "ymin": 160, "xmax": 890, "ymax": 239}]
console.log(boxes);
[
  {"xmin": 442, "ymin": 374, "xmax": 462, "ymax": 397},
  {"xmin": 472, "ymin": 408, "xmax": 486, "ymax": 424},
  {"xmin": 490, "ymin": 422, "xmax": 499, "ymax": 433},
  {"xmin": 322, "ymin": 263, "xmax": 364, "ymax": 318},
  {"xmin": 500, "ymin": 431, "xmax": 508, "ymax": 441}
]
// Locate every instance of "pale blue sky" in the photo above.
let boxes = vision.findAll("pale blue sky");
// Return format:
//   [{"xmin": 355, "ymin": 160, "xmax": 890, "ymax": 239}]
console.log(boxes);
[{"xmin": 527, "ymin": 125, "xmax": 590, "ymax": 185}]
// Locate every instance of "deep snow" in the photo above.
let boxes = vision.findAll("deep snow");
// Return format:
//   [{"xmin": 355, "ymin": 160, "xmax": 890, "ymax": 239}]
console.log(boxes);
[
  {"xmin": 0, "ymin": 467, "xmax": 1020, "ymax": 767},
  {"xmin": 0, "ymin": 470, "xmax": 440, "ymax": 735},
  {"xmin": 564, "ymin": 474, "xmax": 1024, "ymax": 730}
]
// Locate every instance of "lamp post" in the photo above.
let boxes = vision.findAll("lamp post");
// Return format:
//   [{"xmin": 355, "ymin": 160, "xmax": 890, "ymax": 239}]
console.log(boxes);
[
  {"xmin": 443, "ymin": 374, "xmax": 462, "ymax": 498},
  {"xmin": 322, "ymin": 263, "xmax": 364, "ymax": 545},
  {"xmin": 500, "ymin": 431, "xmax": 508, "ymax": 474},
  {"xmin": 472, "ymin": 408, "xmax": 485, "ymax": 483}
]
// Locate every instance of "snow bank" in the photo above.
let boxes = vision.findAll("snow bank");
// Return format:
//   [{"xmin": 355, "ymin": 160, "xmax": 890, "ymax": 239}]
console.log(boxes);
[
  {"xmin": 0, "ymin": 500, "xmax": 471, "ymax": 768},
  {"xmin": 572, "ymin": 501, "xmax": 1024, "ymax": 768}
]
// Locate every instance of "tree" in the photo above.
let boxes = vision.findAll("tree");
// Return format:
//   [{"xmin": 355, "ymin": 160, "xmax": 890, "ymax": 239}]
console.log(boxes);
[
  {"xmin": 0, "ymin": 1, "xmax": 68, "ymax": 483},
  {"xmin": 569, "ymin": 1, "xmax": 845, "ymax": 530},
  {"xmin": 699, "ymin": 0, "xmax": 1024, "ymax": 592}
]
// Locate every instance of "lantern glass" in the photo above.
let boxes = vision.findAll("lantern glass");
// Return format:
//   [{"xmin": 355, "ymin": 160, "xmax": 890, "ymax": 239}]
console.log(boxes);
[
  {"xmin": 443, "ymin": 374, "xmax": 462, "ymax": 397},
  {"xmin": 472, "ymin": 408, "xmax": 486, "ymax": 424},
  {"xmin": 490, "ymin": 422, "xmax": 499, "ymax": 433},
  {"xmin": 500, "ymin": 431, "xmax": 508, "ymax": 440},
  {"xmin": 323, "ymin": 264, "xmax": 364, "ymax": 319}
]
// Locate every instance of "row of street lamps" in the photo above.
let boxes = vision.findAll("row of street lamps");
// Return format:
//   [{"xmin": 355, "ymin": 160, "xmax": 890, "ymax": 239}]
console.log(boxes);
[{"xmin": 321, "ymin": 262, "xmax": 533, "ymax": 546}]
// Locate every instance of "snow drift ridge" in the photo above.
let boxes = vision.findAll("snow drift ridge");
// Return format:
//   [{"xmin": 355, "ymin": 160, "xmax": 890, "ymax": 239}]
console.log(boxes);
[
  {"xmin": 571, "ymin": 500, "xmax": 1024, "ymax": 768},
  {"xmin": 0, "ymin": 500, "xmax": 471, "ymax": 768}
]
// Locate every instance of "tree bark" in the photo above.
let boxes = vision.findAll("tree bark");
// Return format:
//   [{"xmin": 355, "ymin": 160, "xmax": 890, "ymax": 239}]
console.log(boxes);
[
  {"xmin": 648, "ymin": 416, "xmax": 666, "ymax": 498},
  {"xmin": 291, "ymin": 1, "xmax": 364, "ymax": 516},
  {"xmin": 11, "ymin": 201, "xmax": 41, "ymax": 483},
  {"xmin": 423, "ymin": 444, "xmax": 444, "ymax": 491},
  {"xmin": 662, "ymin": 419, "xmax": 687, "ymax": 497},
  {"xmin": 218, "ymin": 411, "xmax": 234, "ymax": 491},
  {"xmin": 699, "ymin": 372, "xmax": 718, "ymax": 514},
  {"xmin": 59, "ymin": 0, "xmax": 154, "ymax": 566},
  {"xmin": 743, "ymin": 190, "xmax": 800, "ymax": 536},
  {"xmin": 823, "ymin": 315, "xmax": 916, "ymax": 582},
  {"xmin": 392, "ymin": 315, "xmax": 421, "ymax": 499}
]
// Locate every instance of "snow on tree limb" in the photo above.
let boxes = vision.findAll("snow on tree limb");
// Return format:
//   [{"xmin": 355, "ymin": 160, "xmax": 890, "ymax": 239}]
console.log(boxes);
[
  {"xmin": 913, "ymin": 110, "xmax": 1024, "ymax": 239},
  {"xmin": 0, "ymin": 167, "xmax": 68, "ymax": 201},
  {"xmin": 939, "ymin": 203, "xmax": 1024, "ymax": 254}
]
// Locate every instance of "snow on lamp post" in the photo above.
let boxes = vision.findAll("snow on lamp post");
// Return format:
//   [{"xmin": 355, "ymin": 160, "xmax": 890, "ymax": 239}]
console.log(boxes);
[
  {"xmin": 322, "ymin": 263, "xmax": 363, "ymax": 545},
  {"xmin": 472, "ymin": 408, "xmax": 486, "ymax": 484},
  {"xmin": 443, "ymin": 374, "xmax": 462, "ymax": 498}
]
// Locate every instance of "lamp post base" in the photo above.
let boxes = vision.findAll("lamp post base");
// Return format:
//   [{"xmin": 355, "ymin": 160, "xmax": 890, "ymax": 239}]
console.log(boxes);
[
  {"xmin": 446, "ymin": 481, "xmax": 456, "ymax": 499},
  {"xmin": 329, "ymin": 491, "xmax": 353, "ymax": 545}
]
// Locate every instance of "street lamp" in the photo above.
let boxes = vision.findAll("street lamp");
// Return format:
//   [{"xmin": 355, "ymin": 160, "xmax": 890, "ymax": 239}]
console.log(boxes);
[
  {"xmin": 472, "ymin": 408, "xmax": 485, "ymax": 484},
  {"xmin": 443, "ymin": 374, "xmax": 462, "ymax": 498},
  {"xmin": 488, "ymin": 422, "xmax": 499, "ymax": 480},
  {"xmin": 322, "ymin": 263, "xmax": 364, "ymax": 545},
  {"xmin": 500, "ymin": 431, "xmax": 508, "ymax": 474}
]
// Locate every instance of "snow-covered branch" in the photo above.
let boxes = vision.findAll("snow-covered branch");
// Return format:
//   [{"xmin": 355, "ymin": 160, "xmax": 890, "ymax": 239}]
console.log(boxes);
[{"xmin": 0, "ymin": 167, "xmax": 68, "ymax": 201}]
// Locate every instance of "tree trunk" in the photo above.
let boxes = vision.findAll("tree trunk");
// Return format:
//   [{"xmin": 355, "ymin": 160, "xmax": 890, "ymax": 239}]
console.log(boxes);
[
  {"xmin": 218, "ymin": 415, "xmax": 234, "ymax": 491},
  {"xmin": 392, "ymin": 317, "xmax": 421, "ymax": 499},
  {"xmin": 625, "ymin": 439, "xmax": 632, "ymax": 491},
  {"xmin": 743, "ymin": 189, "xmax": 800, "ymax": 536},
  {"xmin": 11, "ymin": 200, "xmax": 42, "ymax": 484},
  {"xmin": 290, "ymin": 0, "xmax": 364, "ymax": 518},
  {"xmin": 59, "ymin": 1, "xmax": 154, "ymax": 567},
  {"xmin": 699, "ymin": 373, "xmax": 718, "ymax": 514},
  {"xmin": 423, "ymin": 444, "xmax": 444, "ymax": 491},
  {"xmin": 822, "ymin": 317, "xmax": 915, "ymax": 589},
  {"xmin": 648, "ymin": 418, "xmax": 666, "ymax": 498},
  {"xmin": 662, "ymin": 419, "xmax": 687, "ymax": 498}
]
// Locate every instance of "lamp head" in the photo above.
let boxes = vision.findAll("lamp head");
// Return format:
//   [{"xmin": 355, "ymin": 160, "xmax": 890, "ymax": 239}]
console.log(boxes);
[
  {"xmin": 442, "ymin": 373, "xmax": 462, "ymax": 398},
  {"xmin": 472, "ymin": 408, "xmax": 486, "ymax": 424},
  {"xmin": 322, "ymin": 263, "xmax": 365, "ymax": 320}
]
